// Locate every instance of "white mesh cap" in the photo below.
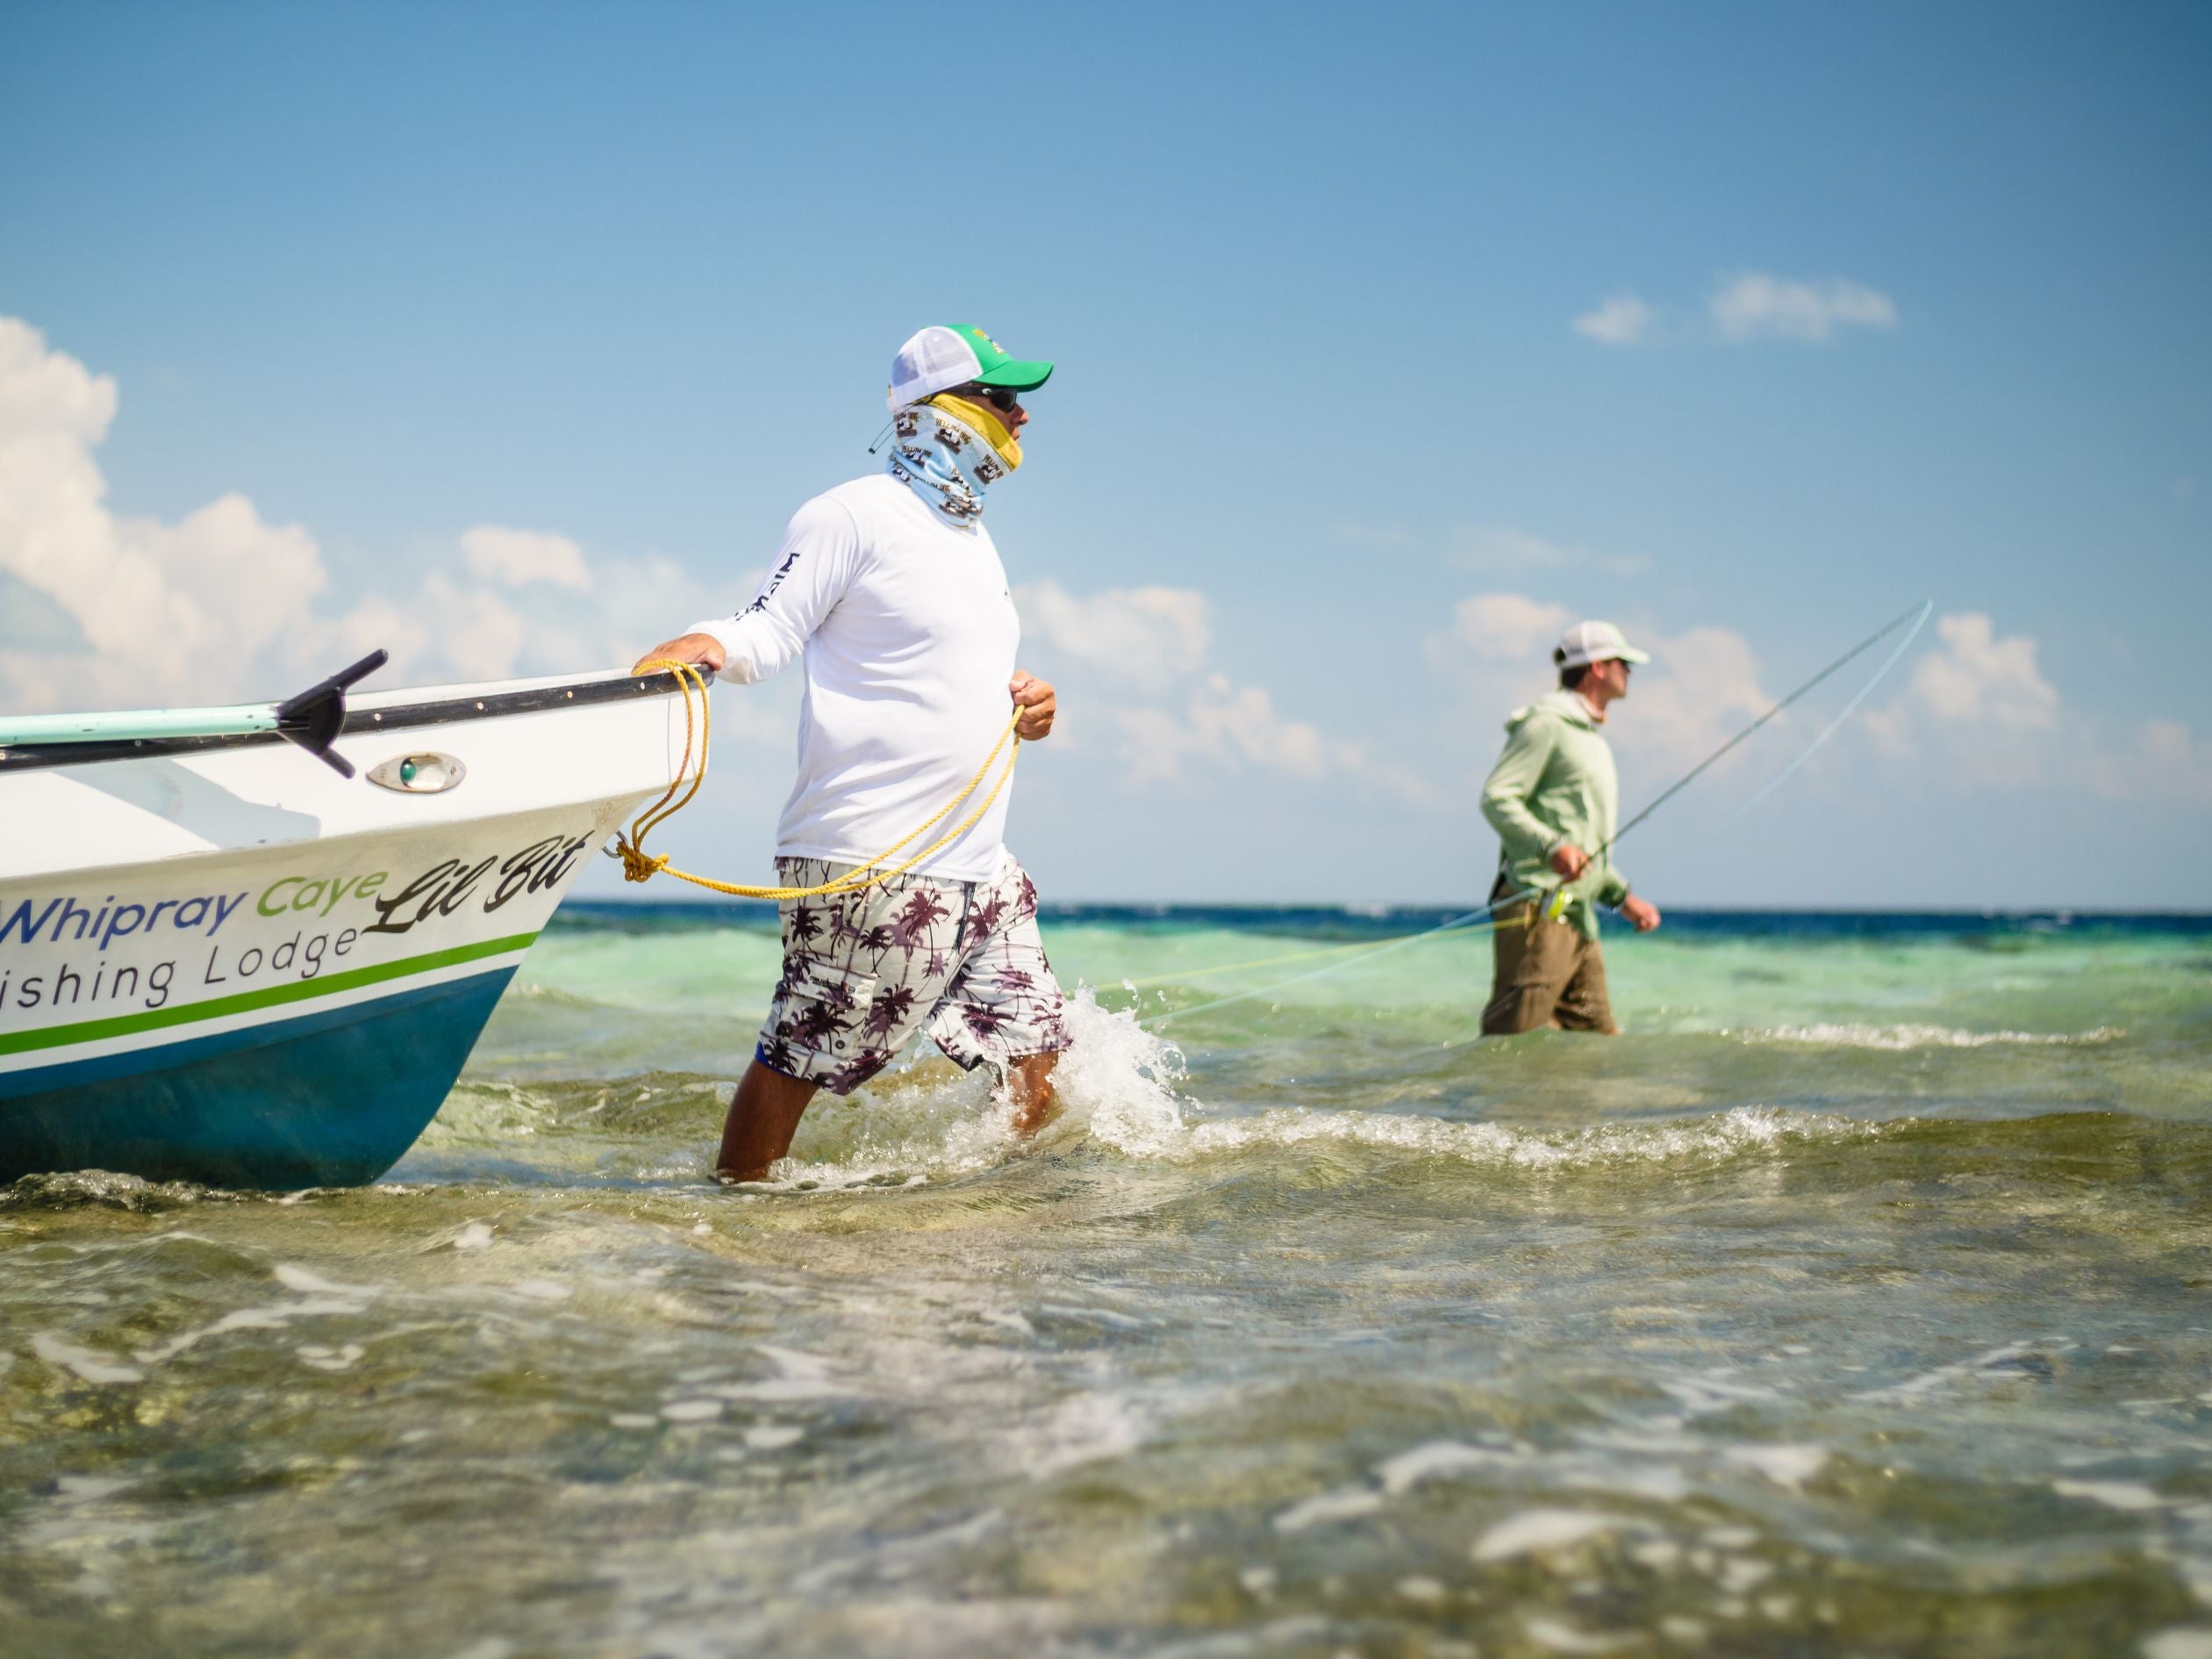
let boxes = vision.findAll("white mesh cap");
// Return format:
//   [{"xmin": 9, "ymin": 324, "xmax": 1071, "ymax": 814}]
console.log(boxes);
[
  {"xmin": 887, "ymin": 326, "xmax": 984, "ymax": 411},
  {"xmin": 1553, "ymin": 619, "xmax": 1651, "ymax": 669}
]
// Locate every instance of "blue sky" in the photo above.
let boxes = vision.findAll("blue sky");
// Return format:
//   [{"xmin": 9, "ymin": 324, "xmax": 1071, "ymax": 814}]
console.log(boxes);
[{"xmin": 3, "ymin": 3, "xmax": 2208, "ymax": 907}]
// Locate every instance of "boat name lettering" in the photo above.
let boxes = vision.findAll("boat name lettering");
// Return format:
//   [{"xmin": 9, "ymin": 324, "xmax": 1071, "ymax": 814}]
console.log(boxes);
[
  {"xmin": 0, "ymin": 890, "xmax": 247, "ymax": 953},
  {"xmin": 203, "ymin": 929, "xmax": 360, "ymax": 988},
  {"xmin": 4, "ymin": 926, "xmax": 367, "ymax": 1013},
  {"xmin": 364, "ymin": 857, "xmax": 498, "ymax": 936},
  {"xmin": 366, "ymin": 830, "xmax": 596, "ymax": 934},
  {"xmin": 4, "ymin": 959, "xmax": 181, "ymax": 1012},
  {"xmin": 484, "ymin": 835, "xmax": 592, "ymax": 914},
  {"xmin": 257, "ymin": 870, "xmax": 390, "ymax": 919}
]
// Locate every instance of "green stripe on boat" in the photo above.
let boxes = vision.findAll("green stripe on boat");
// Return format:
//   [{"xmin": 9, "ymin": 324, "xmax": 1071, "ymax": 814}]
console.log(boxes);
[{"xmin": 0, "ymin": 932, "xmax": 540, "ymax": 1058}]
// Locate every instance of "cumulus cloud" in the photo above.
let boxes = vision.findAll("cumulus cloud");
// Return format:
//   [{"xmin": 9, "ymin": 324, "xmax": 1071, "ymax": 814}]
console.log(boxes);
[
  {"xmin": 0, "ymin": 313, "xmax": 714, "ymax": 716},
  {"xmin": 1620, "ymin": 623, "xmax": 1776, "ymax": 776},
  {"xmin": 1119, "ymin": 676, "xmax": 1337, "ymax": 783},
  {"xmin": 2092, "ymin": 718, "xmax": 2212, "ymax": 805},
  {"xmin": 461, "ymin": 525, "xmax": 593, "ymax": 591},
  {"xmin": 1116, "ymin": 674, "xmax": 1430, "ymax": 804},
  {"xmin": 0, "ymin": 569, "xmax": 83, "ymax": 650},
  {"xmin": 0, "ymin": 316, "xmax": 334, "ymax": 708},
  {"xmin": 1573, "ymin": 291, "xmax": 1655, "ymax": 346},
  {"xmin": 1857, "ymin": 611, "xmax": 2063, "ymax": 790},
  {"xmin": 1908, "ymin": 612, "xmax": 2058, "ymax": 730},
  {"xmin": 1427, "ymin": 590, "xmax": 1776, "ymax": 781},
  {"xmin": 1435, "ymin": 593, "xmax": 1574, "ymax": 661},
  {"xmin": 1709, "ymin": 272, "xmax": 1898, "ymax": 342},
  {"xmin": 1008, "ymin": 576, "xmax": 1424, "ymax": 802},
  {"xmin": 1015, "ymin": 580, "xmax": 1208, "ymax": 692}
]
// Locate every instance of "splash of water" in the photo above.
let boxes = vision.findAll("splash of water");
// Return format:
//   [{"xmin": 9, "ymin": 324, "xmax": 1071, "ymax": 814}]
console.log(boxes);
[{"xmin": 755, "ymin": 988, "xmax": 1881, "ymax": 1185}]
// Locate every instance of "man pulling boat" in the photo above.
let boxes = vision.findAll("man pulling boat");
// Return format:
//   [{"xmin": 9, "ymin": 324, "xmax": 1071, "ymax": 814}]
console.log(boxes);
[
  {"xmin": 1478, "ymin": 620, "xmax": 1663, "ymax": 1035},
  {"xmin": 636, "ymin": 325, "xmax": 1070, "ymax": 1182}
]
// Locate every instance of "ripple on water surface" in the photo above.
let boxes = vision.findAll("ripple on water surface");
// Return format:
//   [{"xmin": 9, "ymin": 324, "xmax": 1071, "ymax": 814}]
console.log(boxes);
[{"xmin": 5, "ymin": 911, "xmax": 2212, "ymax": 1656}]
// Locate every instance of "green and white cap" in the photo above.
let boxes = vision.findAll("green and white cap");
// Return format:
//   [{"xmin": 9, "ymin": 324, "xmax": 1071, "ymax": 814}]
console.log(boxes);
[
  {"xmin": 887, "ymin": 325, "xmax": 1054, "ymax": 411},
  {"xmin": 1554, "ymin": 619, "xmax": 1651, "ymax": 669}
]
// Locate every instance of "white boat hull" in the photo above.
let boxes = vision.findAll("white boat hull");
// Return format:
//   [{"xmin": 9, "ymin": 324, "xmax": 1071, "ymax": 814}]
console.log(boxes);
[{"xmin": 0, "ymin": 669, "xmax": 696, "ymax": 1186}]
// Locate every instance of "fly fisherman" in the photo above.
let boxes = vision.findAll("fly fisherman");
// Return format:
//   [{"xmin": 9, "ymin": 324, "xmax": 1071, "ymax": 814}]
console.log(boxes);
[
  {"xmin": 1478, "ymin": 620, "xmax": 1663, "ymax": 1034},
  {"xmin": 635, "ymin": 325, "xmax": 1070, "ymax": 1181}
]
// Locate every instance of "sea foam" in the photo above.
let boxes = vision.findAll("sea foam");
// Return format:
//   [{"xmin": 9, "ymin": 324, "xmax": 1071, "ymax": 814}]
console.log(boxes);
[
  {"xmin": 1751, "ymin": 1022, "xmax": 2123, "ymax": 1049},
  {"xmin": 766, "ymin": 987, "xmax": 1882, "ymax": 1186}
]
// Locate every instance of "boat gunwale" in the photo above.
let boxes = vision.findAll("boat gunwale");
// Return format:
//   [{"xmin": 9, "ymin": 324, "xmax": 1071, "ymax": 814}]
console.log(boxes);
[{"xmin": 0, "ymin": 668, "xmax": 694, "ymax": 775}]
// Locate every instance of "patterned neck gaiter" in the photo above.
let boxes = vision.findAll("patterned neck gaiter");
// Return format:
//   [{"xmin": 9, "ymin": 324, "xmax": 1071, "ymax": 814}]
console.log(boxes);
[
  {"xmin": 930, "ymin": 394, "xmax": 1023, "ymax": 471},
  {"xmin": 885, "ymin": 400, "xmax": 1013, "ymax": 525}
]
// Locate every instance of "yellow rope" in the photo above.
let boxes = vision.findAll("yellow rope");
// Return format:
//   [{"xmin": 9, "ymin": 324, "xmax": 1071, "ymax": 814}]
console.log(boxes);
[{"xmin": 613, "ymin": 660, "xmax": 1023, "ymax": 900}]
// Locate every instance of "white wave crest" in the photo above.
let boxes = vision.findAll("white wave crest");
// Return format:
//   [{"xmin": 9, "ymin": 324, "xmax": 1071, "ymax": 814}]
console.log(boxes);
[
  {"xmin": 1060, "ymin": 993, "xmax": 1874, "ymax": 1170},
  {"xmin": 1125, "ymin": 1101, "xmax": 1870, "ymax": 1170},
  {"xmin": 1750, "ymin": 1023, "xmax": 2123, "ymax": 1050},
  {"xmin": 760, "ymin": 990, "xmax": 1879, "ymax": 1187}
]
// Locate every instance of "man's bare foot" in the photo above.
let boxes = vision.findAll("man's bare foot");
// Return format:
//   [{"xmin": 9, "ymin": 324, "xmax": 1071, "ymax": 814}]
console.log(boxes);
[{"xmin": 1006, "ymin": 1051, "xmax": 1061, "ymax": 1137}]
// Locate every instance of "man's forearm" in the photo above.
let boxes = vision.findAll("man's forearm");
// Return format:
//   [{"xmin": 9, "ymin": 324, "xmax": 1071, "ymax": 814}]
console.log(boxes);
[{"xmin": 685, "ymin": 611, "xmax": 801, "ymax": 685}]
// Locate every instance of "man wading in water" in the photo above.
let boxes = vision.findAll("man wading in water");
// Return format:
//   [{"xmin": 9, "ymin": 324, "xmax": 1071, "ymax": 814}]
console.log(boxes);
[
  {"xmin": 637, "ymin": 325, "xmax": 1070, "ymax": 1181},
  {"xmin": 1478, "ymin": 620, "xmax": 1663, "ymax": 1034}
]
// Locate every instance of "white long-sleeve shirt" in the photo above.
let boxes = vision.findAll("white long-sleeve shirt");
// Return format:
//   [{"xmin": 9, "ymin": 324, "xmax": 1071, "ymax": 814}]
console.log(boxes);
[{"xmin": 689, "ymin": 473, "xmax": 1021, "ymax": 883}]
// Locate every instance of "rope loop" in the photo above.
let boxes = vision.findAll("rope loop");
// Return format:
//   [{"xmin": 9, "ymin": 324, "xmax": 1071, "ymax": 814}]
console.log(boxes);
[{"xmin": 613, "ymin": 658, "xmax": 1022, "ymax": 901}]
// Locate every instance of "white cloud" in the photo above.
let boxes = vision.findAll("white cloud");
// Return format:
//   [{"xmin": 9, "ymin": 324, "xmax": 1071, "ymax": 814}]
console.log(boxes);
[
  {"xmin": 0, "ymin": 313, "xmax": 717, "ymax": 717},
  {"xmin": 2091, "ymin": 718, "xmax": 2212, "ymax": 805},
  {"xmin": 1573, "ymin": 291, "xmax": 1655, "ymax": 345},
  {"xmin": 0, "ymin": 314, "xmax": 115, "ymax": 445},
  {"xmin": 1426, "ymin": 590, "xmax": 1776, "ymax": 781},
  {"xmin": 462, "ymin": 525, "xmax": 593, "ymax": 591},
  {"xmin": 1119, "ymin": 676, "xmax": 1335, "ymax": 783},
  {"xmin": 1709, "ymin": 272, "xmax": 1898, "ymax": 342},
  {"xmin": 1015, "ymin": 580, "xmax": 1209, "ymax": 692},
  {"xmin": 1013, "ymin": 578, "xmax": 1423, "ymax": 800},
  {"xmin": 1858, "ymin": 611, "xmax": 2062, "ymax": 790},
  {"xmin": 2144, "ymin": 717, "xmax": 2192, "ymax": 768},
  {"xmin": 1621, "ymin": 623, "xmax": 1776, "ymax": 776},
  {"xmin": 0, "ymin": 317, "xmax": 337, "ymax": 708},
  {"xmin": 1437, "ymin": 593, "xmax": 1574, "ymax": 661},
  {"xmin": 1114, "ymin": 673, "xmax": 1431, "ymax": 804},
  {"xmin": 1570, "ymin": 273, "xmax": 1896, "ymax": 349},
  {"xmin": 1908, "ymin": 612, "xmax": 2058, "ymax": 730}
]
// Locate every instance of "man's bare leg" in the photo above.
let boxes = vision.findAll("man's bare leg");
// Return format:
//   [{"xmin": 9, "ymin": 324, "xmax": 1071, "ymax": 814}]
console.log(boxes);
[
  {"xmin": 1006, "ymin": 1052, "xmax": 1060, "ymax": 1136},
  {"xmin": 714, "ymin": 1060, "xmax": 819, "ymax": 1182}
]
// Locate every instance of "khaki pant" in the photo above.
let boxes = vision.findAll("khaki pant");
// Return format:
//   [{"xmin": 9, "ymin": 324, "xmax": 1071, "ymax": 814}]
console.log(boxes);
[{"xmin": 1481, "ymin": 900, "xmax": 1618, "ymax": 1035}]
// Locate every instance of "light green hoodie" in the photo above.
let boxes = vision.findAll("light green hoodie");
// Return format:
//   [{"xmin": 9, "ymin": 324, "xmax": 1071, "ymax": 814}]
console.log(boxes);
[{"xmin": 1479, "ymin": 690, "xmax": 1631, "ymax": 940}]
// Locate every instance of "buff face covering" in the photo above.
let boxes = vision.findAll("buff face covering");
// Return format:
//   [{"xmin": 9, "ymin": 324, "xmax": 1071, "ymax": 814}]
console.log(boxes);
[{"xmin": 885, "ymin": 397, "xmax": 1019, "ymax": 524}]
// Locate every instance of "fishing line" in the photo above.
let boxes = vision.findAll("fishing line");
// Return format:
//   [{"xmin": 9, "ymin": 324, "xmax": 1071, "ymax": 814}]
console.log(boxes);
[
  {"xmin": 1594, "ymin": 599, "xmax": 1933, "ymax": 858},
  {"xmin": 1717, "ymin": 598, "xmax": 1932, "ymax": 826},
  {"xmin": 1135, "ymin": 892, "xmax": 1536, "ymax": 1028},
  {"xmin": 1135, "ymin": 598, "xmax": 1934, "ymax": 1031}
]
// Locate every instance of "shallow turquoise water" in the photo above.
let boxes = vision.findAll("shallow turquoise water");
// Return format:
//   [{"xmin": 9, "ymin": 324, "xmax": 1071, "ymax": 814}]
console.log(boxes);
[{"xmin": 5, "ymin": 906, "xmax": 2211, "ymax": 1657}]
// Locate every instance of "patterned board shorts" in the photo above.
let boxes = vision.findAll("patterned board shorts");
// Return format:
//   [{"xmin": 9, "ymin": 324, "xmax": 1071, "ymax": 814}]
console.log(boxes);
[{"xmin": 755, "ymin": 851, "xmax": 1071, "ymax": 1094}]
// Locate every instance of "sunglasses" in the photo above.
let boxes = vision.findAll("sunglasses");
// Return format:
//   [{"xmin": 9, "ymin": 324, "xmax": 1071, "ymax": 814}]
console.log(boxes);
[{"xmin": 954, "ymin": 383, "xmax": 1022, "ymax": 414}]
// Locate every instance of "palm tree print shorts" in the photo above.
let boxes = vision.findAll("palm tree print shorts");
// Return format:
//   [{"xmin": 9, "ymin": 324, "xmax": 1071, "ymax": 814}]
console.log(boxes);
[{"xmin": 755, "ymin": 851, "xmax": 1071, "ymax": 1095}]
